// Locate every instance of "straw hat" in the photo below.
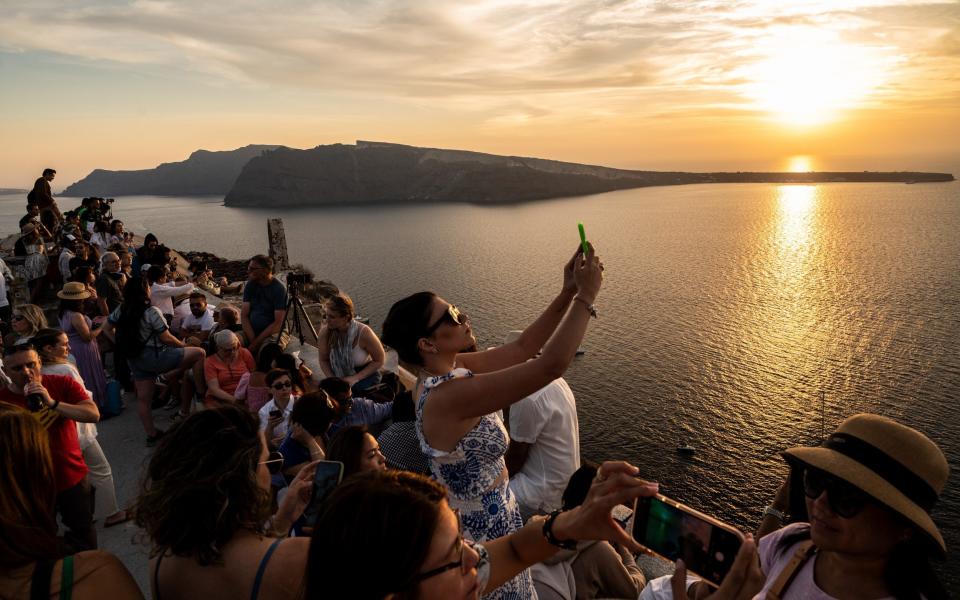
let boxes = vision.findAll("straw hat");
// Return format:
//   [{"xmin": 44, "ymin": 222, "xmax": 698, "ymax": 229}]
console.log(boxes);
[
  {"xmin": 20, "ymin": 222, "xmax": 38, "ymax": 236},
  {"xmin": 783, "ymin": 413, "xmax": 949, "ymax": 555},
  {"xmin": 57, "ymin": 281, "xmax": 91, "ymax": 300}
]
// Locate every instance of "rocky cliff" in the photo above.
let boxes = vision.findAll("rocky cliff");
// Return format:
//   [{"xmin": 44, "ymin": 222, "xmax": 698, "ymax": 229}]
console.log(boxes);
[
  {"xmin": 62, "ymin": 145, "xmax": 281, "ymax": 197},
  {"xmin": 223, "ymin": 141, "xmax": 954, "ymax": 207}
]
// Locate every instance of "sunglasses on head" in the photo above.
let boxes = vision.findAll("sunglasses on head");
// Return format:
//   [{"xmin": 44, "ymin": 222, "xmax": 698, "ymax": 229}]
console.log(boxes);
[
  {"xmin": 259, "ymin": 451, "xmax": 284, "ymax": 474},
  {"xmin": 272, "ymin": 381, "xmax": 292, "ymax": 390},
  {"xmin": 803, "ymin": 466, "xmax": 872, "ymax": 518},
  {"xmin": 424, "ymin": 304, "xmax": 468, "ymax": 337}
]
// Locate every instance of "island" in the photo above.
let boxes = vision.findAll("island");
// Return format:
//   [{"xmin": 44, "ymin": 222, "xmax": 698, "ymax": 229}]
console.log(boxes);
[
  {"xmin": 60, "ymin": 140, "xmax": 954, "ymax": 204},
  {"xmin": 223, "ymin": 141, "xmax": 954, "ymax": 207},
  {"xmin": 62, "ymin": 145, "xmax": 280, "ymax": 197}
]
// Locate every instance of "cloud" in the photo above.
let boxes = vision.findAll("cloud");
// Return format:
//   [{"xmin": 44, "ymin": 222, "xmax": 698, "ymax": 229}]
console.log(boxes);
[{"xmin": 0, "ymin": 0, "xmax": 958, "ymax": 118}]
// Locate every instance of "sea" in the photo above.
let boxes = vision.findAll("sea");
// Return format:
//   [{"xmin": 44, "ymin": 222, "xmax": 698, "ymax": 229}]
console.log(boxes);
[{"xmin": 2, "ymin": 181, "xmax": 959, "ymax": 590}]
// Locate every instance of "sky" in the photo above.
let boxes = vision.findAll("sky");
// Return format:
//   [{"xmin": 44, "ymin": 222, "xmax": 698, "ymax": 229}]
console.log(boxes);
[{"xmin": 1, "ymin": 0, "xmax": 959, "ymax": 189}]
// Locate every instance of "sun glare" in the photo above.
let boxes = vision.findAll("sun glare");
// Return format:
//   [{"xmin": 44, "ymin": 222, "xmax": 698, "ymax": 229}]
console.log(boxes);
[
  {"xmin": 742, "ymin": 29, "xmax": 892, "ymax": 127},
  {"xmin": 787, "ymin": 155, "xmax": 813, "ymax": 172}
]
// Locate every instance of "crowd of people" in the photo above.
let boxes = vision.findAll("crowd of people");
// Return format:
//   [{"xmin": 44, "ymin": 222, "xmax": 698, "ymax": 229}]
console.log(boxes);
[{"xmin": 0, "ymin": 168, "xmax": 953, "ymax": 599}]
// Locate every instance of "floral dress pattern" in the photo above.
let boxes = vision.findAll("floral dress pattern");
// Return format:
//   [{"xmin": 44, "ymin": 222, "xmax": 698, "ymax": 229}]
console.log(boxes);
[{"xmin": 416, "ymin": 368, "xmax": 536, "ymax": 600}]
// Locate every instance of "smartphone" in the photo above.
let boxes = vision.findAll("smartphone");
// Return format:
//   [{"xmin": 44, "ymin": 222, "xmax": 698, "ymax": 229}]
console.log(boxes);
[
  {"xmin": 632, "ymin": 494, "xmax": 744, "ymax": 588},
  {"xmin": 577, "ymin": 222, "xmax": 589, "ymax": 255},
  {"xmin": 302, "ymin": 460, "xmax": 344, "ymax": 528},
  {"xmin": 269, "ymin": 409, "xmax": 282, "ymax": 419}
]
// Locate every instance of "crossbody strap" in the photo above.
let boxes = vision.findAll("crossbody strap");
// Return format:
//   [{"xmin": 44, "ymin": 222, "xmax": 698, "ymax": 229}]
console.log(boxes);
[
  {"xmin": 766, "ymin": 540, "xmax": 816, "ymax": 600},
  {"xmin": 59, "ymin": 555, "xmax": 74, "ymax": 600}
]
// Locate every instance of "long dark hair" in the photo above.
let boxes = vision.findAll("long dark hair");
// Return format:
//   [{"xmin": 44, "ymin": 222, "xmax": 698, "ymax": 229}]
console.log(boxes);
[
  {"xmin": 115, "ymin": 276, "xmax": 151, "ymax": 358},
  {"xmin": 0, "ymin": 406, "xmax": 59, "ymax": 566},
  {"xmin": 381, "ymin": 291, "xmax": 437, "ymax": 367},
  {"xmin": 134, "ymin": 406, "xmax": 269, "ymax": 566},
  {"xmin": 327, "ymin": 425, "xmax": 369, "ymax": 479},
  {"xmin": 776, "ymin": 464, "xmax": 946, "ymax": 600},
  {"xmin": 307, "ymin": 470, "xmax": 447, "ymax": 599},
  {"xmin": 57, "ymin": 297, "xmax": 84, "ymax": 320}
]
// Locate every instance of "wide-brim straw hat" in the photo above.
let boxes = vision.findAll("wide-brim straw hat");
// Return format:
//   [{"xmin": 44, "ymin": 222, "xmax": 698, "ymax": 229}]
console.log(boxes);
[
  {"xmin": 20, "ymin": 222, "xmax": 38, "ymax": 236},
  {"xmin": 783, "ymin": 413, "xmax": 949, "ymax": 556},
  {"xmin": 57, "ymin": 281, "xmax": 91, "ymax": 300}
]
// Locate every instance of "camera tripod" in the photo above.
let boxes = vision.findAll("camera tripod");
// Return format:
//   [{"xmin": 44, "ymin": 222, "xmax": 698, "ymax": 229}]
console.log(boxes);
[{"xmin": 278, "ymin": 281, "xmax": 319, "ymax": 345}]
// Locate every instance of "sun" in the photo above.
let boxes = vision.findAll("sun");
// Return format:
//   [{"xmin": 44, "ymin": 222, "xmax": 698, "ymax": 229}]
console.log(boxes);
[{"xmin": 741, "ymin": 28, "xmax": 892, "ymax": 127}]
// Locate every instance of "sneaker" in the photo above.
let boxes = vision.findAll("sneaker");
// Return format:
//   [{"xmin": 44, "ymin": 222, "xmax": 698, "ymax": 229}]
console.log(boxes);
[{"xmin": 146, "ymin": 429, "xmax": 166, "ymax": 447}]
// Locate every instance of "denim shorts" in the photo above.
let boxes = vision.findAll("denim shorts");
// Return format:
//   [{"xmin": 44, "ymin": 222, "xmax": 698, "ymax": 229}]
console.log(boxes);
[{"xmin": 128, "ymin": 346, "xmax": 185, "ymax": 381}]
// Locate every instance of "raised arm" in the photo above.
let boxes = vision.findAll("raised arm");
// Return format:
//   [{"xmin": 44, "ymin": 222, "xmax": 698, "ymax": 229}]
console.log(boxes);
[
  {"xmin": 484, "ymin": 461, "xmax": 655, "ymax": 591},
  {"xmin": 425, "ymin": 248, "xmax": 601, "ymax": 426},
  {"xmin": 457, "ymin": 248, "xmax": 581, "ymax": 374}
]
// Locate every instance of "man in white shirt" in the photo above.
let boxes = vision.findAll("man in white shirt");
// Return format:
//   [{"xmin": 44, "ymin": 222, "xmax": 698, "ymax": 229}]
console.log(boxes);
[
  {"xmin": 146, "ymin": 265, "xmax": 194, "ymax": 322},
  {"xmin": 505, "ymin": 377, "xmax": 580, "ymax": 520},
  {"xmin": 179, "ymin": 291, "xmax": 215, "ymax": 341}
]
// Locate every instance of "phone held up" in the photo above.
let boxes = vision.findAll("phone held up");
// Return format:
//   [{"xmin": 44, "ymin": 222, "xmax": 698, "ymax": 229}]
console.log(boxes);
[
  {"xmin": 631, "ymin": 493, "xmax": 744, "ymax": 588},
  {"xmin": 301, "ymin": 460, "xmax": 345, "ymax": 528}
]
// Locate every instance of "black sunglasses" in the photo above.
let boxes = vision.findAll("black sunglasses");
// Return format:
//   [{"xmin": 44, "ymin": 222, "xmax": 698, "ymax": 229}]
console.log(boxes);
[
  {"xmin": 424, "ymin": 305, "xmax": 468, "ymax": 337},
  {"xmin": 803, "ymin": 466, "xmax": 871, "ymax": 518},
  {"xmin": 272, "ymin": 381, "xmax": 293, "ymax": 390},
  {"xmin": 410, "ymin": 509, "xmax": 467, "ymax": 583},
  {"xmin": 259, "ymin": 451, "xmax": 284, "ymax": 474}
]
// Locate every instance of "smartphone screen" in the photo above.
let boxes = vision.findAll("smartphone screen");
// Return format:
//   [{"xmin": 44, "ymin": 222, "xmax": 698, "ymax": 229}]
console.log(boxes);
[
  {"xmin": 632, "ymin": 494, "xmax": 743, "ymax": 587},
  {"xmin": 302, "ymin": 460, "xmax": 344, "ymax": 528}
]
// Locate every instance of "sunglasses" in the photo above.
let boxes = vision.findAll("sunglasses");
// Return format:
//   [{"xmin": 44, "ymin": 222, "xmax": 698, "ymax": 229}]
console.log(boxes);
[
  {"xmin": 411, "ymin": 509, "xmax": 470, "ymax": 583},
  {"xmin": 424, "ymin": 304, "xmax": 468, "ymax": 337},
  {"xmin": 11, "ymin": 315, "xmax": 25, "ymax": 322},
  {"xmin": 803, "ymin": 466, "xmax": 871, "ymax": 518},
  {"xmin": 272, "ymin": 381, "xmax": 293, "ymax": 390},
  {"xmin": 259, "ymin": 451, "xmax": 284, "ymax": 474}
]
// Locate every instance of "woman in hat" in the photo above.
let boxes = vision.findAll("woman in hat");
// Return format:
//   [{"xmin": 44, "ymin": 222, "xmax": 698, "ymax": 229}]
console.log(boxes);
[
  {"xmin": 19, "ymin": 222, "xmax": 49, "ymax": 303},
  {"xmin": 57, "ymin": 281, "xmax": 108, "ymax": 409},
  {"xmin": 676, "ymin": 413, "xmax": 949, "ymax": 600}
]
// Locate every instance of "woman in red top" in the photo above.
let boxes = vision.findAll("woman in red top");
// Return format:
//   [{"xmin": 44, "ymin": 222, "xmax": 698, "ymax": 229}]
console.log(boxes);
[{"xmin": 204, "ymin": 330, "xmax": 254, "ymax": 407}]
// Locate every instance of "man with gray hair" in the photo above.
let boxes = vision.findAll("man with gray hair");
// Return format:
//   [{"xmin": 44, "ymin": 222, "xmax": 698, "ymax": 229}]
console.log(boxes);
[{"xmin": 95, "ymin": 252, "xmax": 124, "ymax": 316}]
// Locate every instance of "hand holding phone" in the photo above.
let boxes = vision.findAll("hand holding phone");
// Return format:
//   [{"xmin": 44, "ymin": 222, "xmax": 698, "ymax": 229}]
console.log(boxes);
[
  {"xmin": 632, "ymin": 494, "xmax": 744, "ymax": 588},
  {"xmin": 578, "ymin": 222, "xmax": 589, "ymax": 255},
  {"xmin": 301, "ymin": 460, "xmax": 345, "ymax": 528}
]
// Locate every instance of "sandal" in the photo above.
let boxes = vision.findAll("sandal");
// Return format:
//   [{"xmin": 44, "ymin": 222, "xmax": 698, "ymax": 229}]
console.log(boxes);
[{"xmin": 104, "ymin": 510, "xmax": 132, "ymax": 528}]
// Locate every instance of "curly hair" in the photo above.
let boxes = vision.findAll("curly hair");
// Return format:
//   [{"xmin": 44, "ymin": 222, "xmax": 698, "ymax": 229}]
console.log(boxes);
[
  {"xmin": 307, "ymin": 470, "xmax": 448, "ymax": 599},
  {"xmin": 134, "ymin": 405, "xmax": 270, "ymax": 565}
]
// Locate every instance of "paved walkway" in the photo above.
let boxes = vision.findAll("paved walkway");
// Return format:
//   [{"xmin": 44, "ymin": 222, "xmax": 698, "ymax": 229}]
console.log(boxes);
[{"xmin": 94, "ymin": 391, "xmax": 175, "ymax": 595}]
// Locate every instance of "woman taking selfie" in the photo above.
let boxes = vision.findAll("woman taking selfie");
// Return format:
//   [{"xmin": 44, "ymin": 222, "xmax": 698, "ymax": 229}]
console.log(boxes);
[{"xmin": 381, "ymin": 245, "xmax": 602, "ymax": 599}]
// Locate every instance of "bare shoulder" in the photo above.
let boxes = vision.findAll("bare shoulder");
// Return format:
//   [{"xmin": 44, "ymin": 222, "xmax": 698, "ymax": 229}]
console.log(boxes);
[
  {"xmin": 70, "ymin": 551, "xmax": 144, "ymax": 599},
  {"xmin": 263, "ymin": 538, "xmax": 309, "ymax": 597}
]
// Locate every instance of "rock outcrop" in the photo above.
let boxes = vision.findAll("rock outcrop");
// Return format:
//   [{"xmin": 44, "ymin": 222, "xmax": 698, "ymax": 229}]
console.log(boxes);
[{"xmin": 62, "ymin": 145, "xmax": 281, "ymax": 196}]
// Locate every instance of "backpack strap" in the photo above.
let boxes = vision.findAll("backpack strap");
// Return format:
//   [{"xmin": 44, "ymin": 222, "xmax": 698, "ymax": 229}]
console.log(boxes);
[
  {"xmin": 59, "ymin": 555, "xmax": 74, "ymax": 600},
  {"xmin": 766, "ymin": 540, "xmax": 816, "ymax": 600}
]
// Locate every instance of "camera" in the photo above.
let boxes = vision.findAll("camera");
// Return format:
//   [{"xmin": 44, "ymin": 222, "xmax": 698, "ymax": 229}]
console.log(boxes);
[{"xmin": 286, "ymin": 272, "xmax": 313, "ymax": 287}]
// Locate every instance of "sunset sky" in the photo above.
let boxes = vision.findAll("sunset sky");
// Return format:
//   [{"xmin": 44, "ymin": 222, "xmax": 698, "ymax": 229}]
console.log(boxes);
[{"xmin": 2, "ymin": 0, "xmax": 959, "ymax": 189}]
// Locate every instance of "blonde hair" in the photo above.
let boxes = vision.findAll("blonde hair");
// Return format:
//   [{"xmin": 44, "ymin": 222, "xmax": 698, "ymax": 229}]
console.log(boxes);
[{"xmin": 15, "ymin": 304, "xmax": 49, "ymax": 337}]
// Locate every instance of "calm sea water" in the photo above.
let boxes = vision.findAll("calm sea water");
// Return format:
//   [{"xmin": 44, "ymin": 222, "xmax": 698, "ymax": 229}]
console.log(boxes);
[{"xmin": 3, "ymin": 182, "xmax": 959, "ymax": 589}]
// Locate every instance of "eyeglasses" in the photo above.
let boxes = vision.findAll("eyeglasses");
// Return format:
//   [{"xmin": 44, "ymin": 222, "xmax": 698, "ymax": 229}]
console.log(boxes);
[
  {"xmin": 803, "ymin": 466, "xmax": 871, "ymax": 518},
  {"xmin": 259, "ymin": 451, "xmax": 284, "ymax": 474},
  {"xmin": 411, "ymin": 509, "xmax": 469, "ymax": 583},
  {"xmin": 189, "ymin": 303, "xmax": 205, "ymax": 309},
  {"xmin": 424, "ymin": 304, "xmax": 468, "ymax": 337},
  {"xmin": 272, "ymin": 381, "xmax": 293, "ymax": 390}
]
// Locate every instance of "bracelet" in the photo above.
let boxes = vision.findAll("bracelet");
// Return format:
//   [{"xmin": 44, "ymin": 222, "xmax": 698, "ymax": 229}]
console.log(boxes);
[
  {"xmin": 573, "ymin": 296, "xmax": 598, "ymax": 319},
  {"xmin": 542, "ymin": 509, "xmax": 577, "ymax": 550},
  {"xmin": 763, "ymin": 505, "xmax": 786, "ymax": 522}
]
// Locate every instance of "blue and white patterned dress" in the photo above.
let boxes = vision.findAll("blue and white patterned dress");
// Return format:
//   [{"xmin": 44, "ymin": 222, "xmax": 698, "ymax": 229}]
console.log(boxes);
[{"xmin": 416, "ymin": 368, "xmax": 536, "ymax": 600}]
